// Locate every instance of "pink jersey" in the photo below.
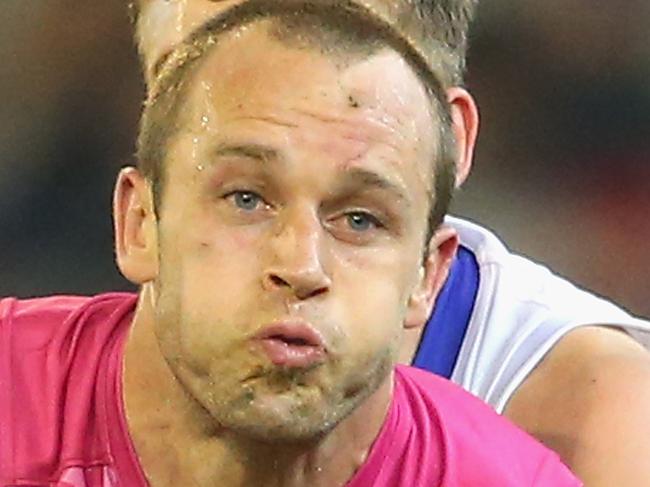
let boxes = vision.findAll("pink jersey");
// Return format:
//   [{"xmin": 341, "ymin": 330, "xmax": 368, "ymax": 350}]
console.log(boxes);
[
  {"xmin": 347, "ymin": 366, "xmax": 580, "ymax": 486},
  {"xmin": 0, "ymin": 294, "xmax": 581, "ymax": 486}
]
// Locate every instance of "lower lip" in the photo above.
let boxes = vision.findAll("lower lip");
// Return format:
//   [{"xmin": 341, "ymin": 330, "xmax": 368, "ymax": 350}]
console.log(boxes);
[{"xmin": 256, "ymin": 338, "xmax": 326, "ymax": 368}]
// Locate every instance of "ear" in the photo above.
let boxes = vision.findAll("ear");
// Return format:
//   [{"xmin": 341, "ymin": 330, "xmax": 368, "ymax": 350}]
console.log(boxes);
[
  {"xmin": 447, "ymin": 87, "xmax": 479, "ymax": 188},
  {"xmin": 113, "ymin": 167, "xmax": 159, "ymax": 284},
  {"xmin": 404, "ymin": 225, "xmax": 459, "ymax": 329}
]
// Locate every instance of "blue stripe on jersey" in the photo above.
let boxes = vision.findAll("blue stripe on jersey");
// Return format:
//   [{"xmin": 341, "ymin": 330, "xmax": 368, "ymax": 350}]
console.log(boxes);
[{"xmin": 412, "ymin": 245, "xmax": 480, "ymax": 379}]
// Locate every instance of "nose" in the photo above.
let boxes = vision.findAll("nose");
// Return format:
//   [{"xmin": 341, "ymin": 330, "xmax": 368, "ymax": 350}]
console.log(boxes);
[{"xmin": 263, "ymin": 209, "xmax": 331, "ymax": 301}]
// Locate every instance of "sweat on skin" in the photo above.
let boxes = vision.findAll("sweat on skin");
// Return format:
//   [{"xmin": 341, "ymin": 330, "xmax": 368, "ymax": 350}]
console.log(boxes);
[
  {"xmin": 126, "ymin": 2, "xmax": 650, "ymax": 486},
  {"xmin": 116, "ymin": 17, "xmax": 456, "ymax": 487}
]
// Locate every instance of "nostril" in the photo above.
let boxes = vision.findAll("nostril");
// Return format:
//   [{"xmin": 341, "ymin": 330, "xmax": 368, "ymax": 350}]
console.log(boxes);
[
  {"xmin": 269, "ymin": 274, "xmax": 290, "ymax": 288},
  {"xmin": 307, "ymin": 287, "xmax": 328, "ymax": 299}
]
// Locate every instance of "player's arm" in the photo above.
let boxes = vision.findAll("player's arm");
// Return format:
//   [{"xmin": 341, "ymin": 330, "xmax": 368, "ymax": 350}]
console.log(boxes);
[{"xmin": 504, "ymin": 325, "xmax": 650, "ymax": 486}]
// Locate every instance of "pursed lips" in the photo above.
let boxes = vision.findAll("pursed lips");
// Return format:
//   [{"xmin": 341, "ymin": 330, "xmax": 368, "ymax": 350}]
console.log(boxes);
[{"xmin": 252, "ymin": 321, "xmax": 327, "ymax": 368}]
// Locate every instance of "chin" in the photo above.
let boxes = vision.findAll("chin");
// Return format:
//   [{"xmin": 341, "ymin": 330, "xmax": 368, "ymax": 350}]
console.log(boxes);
[
  {"xmin": 214, "ymin": 385, "xmax": 352, "ymax": 444},
  {"xmin": 235, "ymin": 417, "xmax": 336, "ymax": 444},
  {"xmin": 194, "ymin": 349, "xmax": 396, "ymax": 443}
]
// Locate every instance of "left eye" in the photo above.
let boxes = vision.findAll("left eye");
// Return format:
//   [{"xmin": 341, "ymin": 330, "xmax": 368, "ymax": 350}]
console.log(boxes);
[
  {"xmin": 228, "ymin": 191, "xmax": 264, "ymax": 211},
  {"xmin": 345, "ymin": 212, "xmax": 381, "ymax": 232}
]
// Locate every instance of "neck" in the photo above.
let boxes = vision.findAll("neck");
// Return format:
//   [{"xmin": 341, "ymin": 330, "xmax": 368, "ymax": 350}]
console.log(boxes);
[{"xmin": 123, "ymin": 287, "xmax": 393, "ymax": 487}]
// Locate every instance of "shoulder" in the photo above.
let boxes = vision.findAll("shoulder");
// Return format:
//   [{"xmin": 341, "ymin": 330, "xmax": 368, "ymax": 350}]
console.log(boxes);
[
  {"xmin": 0, "ymin": 292, "xmax": 137, "ymax": 482},
  {"xmin": 444, "ymin": 217, "xmax": 650, "ymax": 410},
  {"xmin": 505, "ymin": 325, "xmax": 650, "ymax": 486},
  {"xmin": 398, "ymin": 366, "xmax": 539, "ymax": 443},
  {"xmin": 396, "ymin": 366, "xmax": 581, "ymax": 486},
  {"xmin": 445, "ymin": 216, "xmax": 596, "ymax": 320},
  {"xmin": 1, "ymin": 293, "xmax": 137, "ymax": 351},
  {"xmin": 1, "ymin": 295, "xmax": 91, "ymax": 350}
]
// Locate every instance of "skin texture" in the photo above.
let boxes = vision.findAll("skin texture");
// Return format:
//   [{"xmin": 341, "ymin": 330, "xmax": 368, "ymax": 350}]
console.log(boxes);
[
  {"xmin": 135, "ymin": 0, "xmax": 477, "ymax": 186},
  {"xmin": 115, "ymin": 21, "xmax": 457, "ymax": 486},
  {"xmin": 504, "ymin": 326, "xmax": 650, "ymax": 487},
  {"xmin": 133, "ymin": 1, "xmax": 650, "ymax": 485}
]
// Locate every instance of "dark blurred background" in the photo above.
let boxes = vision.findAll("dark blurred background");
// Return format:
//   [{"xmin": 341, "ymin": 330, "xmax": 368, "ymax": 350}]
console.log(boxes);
[{"xmin": 1, "ymin": 1, "xmax": 649, "ymax": 318}]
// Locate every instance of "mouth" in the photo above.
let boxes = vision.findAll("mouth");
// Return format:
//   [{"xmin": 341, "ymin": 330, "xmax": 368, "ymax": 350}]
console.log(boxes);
[{"xmin": 253, "ymin": 322, "xmax": 327, "ymax": 368}]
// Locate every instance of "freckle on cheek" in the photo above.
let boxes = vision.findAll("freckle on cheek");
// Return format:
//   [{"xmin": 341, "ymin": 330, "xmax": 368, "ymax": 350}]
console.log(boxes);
[{"xmin": 347, "ymin": 94, "xmax": 361, "ymax": 108}]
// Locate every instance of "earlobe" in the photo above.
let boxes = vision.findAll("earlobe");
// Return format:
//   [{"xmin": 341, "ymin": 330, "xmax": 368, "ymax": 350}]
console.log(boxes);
[
  {"xmin": 447, "ymin": 87, "xmax": 479, "ymax": 188},
  {"xmin": 113, "ymin": 167, "xmax": 159, "ymax": 284},
  {"xmin": 404, "ymin": 226, "xmax": 459, "ymax": 329}
]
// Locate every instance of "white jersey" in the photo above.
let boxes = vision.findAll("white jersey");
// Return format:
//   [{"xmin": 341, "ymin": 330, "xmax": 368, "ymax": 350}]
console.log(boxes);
[{"xmin": 446, "ymin": 216, "xmax": 650, "ymax": 413}]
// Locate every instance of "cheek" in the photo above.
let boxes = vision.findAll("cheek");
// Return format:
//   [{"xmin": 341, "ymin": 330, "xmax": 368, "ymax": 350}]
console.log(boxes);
[
  {"xmin": 199, "ymin": 229, "xmax": 259, "ymax": 252},
  {"xmin": 157, "ymin": 221, "xmax": 266, "ymax": 353},
  {"xmin": 179, "ymin": 210, "xmax": 262, "ymax": 273},
  {"xmin": 335, "ymin": 242, "xmax": 422, "ymax": 298},
  {"xmin": 181, "ymin": 225, "xmax": 264, "ymax": 311},
  {"xmin": 331, "ymin": 246, "xmax": 420, "ymax": 349}
]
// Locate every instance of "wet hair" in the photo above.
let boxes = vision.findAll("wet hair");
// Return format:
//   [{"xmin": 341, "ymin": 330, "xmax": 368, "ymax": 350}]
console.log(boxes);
[{"xmin": 137, "ymin": 0, "xmax": 460, "ymax": 239}]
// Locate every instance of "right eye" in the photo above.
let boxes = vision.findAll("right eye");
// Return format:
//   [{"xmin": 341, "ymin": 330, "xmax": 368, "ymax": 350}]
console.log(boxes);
[
  {"xmin": 344, "ymin": 211, "xmax": 383, "ymax": 233},
  {"xmin": 225, "ymin": 190, "xmax": 266, "ymax": 211}
]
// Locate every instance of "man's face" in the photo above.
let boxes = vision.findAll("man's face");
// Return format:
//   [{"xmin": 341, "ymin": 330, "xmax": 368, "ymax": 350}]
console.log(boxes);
[{"xmin": 152, "ymin": 21, "xmax": 438, "ymax": 441}]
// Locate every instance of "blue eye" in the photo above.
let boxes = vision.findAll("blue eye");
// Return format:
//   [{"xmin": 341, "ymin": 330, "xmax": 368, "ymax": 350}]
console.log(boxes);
[
  {"xmin": 346, "ymin": 212, "xmax": 379, "ymax": 232},
  {"xmin": 232, "ymin": 191, "xmax": 262, "ymax": 211}
]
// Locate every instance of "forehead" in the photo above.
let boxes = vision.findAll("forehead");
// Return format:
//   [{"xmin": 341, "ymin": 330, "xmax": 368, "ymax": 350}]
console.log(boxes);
[{"xmin": 182, "ymin": 21, "xmax": 437, "ymax": 151}]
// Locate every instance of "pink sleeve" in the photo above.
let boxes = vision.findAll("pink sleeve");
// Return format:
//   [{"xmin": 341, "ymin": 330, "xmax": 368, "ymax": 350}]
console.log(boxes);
[{"xmin": 533, "ymin": 453, "xmax": 583, "ymax": 486}]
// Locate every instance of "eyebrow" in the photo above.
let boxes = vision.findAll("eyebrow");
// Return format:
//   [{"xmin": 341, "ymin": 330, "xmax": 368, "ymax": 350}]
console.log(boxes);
[
  {"xmin": 208, "ymin": 142, "xmax": 409, "ymax": 203},
  {"xmin": 211, "ymin": 143, "xmax": 279, "ymax": 162},
  {"xmin": 339, "ymin": 167, "xmax": 409, "ymax": 204}
]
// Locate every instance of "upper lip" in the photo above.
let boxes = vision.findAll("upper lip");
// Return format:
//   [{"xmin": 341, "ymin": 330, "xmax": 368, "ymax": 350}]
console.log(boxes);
[{"xmin": 254, "ymin": 321, "xmax": 326, "ymax": 349}]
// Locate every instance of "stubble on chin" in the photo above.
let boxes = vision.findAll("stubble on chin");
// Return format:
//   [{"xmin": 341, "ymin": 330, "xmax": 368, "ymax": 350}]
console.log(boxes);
[{"xmin": 203, "ymin": 344, "xmax": 397, "ymax": 444}]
